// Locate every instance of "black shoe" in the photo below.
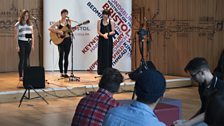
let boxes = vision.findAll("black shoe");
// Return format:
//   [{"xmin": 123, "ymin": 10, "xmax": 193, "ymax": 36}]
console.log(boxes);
[
  {"xmin": 63, "ymin": 74, "xmax": 69, "ymax": 78},
  {"xmin": 97, "ymin": 71, "xmax": 103, "ymax": 75}
]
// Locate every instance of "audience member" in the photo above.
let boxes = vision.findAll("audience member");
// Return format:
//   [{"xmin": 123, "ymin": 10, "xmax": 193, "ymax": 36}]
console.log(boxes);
[
  {"xmin": 204, "ymin": 91, "xmax": 224, "ymax": 126},
  {"xmin": 103, "ymin": 69, "xmax": 166, "ymax": 126},
  {"xmin": 174, "ymin": 57, "xmax": 224, "ymax": 126},
  {"xmin": 71, "ymin": 68, "xmax": 123, "ymax": 126},
  {"xmin": 214, "ymin": 49, "xmax": 224, "ymax": 80}
]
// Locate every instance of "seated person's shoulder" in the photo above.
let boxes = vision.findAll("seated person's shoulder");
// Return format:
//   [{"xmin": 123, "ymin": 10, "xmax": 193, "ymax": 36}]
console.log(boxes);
[
  {"xmin": 216, "ymin": 78, "xmax": 224, "ymax": 91},
  {"xmin": 107, "ymin": 105, "xmax": 127, "ymax": 114},
  {"xmin": 213, "ymin": 71, "xmax": 223, "ymax": 80}
]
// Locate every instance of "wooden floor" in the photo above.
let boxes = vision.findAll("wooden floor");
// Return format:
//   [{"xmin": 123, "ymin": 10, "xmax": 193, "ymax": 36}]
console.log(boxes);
[
  {"xmin": 0, "ymin": 87, "xmax": 200, "ymax": 126},
  {"xmin": 0, "ymin": 71, "xmax": 103, "ymax": 92},
  {"xmin": 0, "ymin": 71, "xmax": 191, "ymax": 92},
  {"xmin": 0, "ymin": 71, "xmax": 192, "ymax": 103},
  {"xmin": 0, "ymin": 71, "xmax": 196, "ymax": 125}
]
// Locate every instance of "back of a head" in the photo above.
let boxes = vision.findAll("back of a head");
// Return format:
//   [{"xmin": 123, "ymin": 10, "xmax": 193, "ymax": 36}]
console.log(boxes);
[
  {"xmin": 135, "ymin": 69, "xmax": 166, "ymax": 104},
  {"xmin": 205, "ymin": 92, "xmax": 224, "ymax": 126},
  {"xmin": 185, "ymin": 57, "xmax": 210, "ymax": 72},
  {"xmin": 99, "ymin": 68, "xmax": 123, "ymax": 93}
]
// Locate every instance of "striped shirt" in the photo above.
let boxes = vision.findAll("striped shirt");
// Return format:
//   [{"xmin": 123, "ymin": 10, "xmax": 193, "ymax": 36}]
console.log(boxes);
[{"xmin": 15, "ymin": 22, "xmax": 33, "ymax": 41}]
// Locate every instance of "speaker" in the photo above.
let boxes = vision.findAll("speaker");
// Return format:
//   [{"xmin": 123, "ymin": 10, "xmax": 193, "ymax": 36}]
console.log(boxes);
[
  {"xmin": 128, "ymin": 61, "xmax": 156, "ymax": 81},
  {"xmin": 23, "ymin": 66, "xmax": 45, "ymax": 89}
]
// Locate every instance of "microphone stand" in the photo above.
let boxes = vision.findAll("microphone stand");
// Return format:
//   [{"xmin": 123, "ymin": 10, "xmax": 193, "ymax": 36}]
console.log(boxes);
[
  {"xmin": 131, "ymin": 28, "xmax": 148, "ymax": 100},
  {"xmin": 33, "ymin": 19, "xmax": 43, "ymax": 66},
  {"xmin": 69, "ymin": 30, "xmax": 80, "ymax": 82},
  {"xmin": 138, "ymin": 28, "xmax": 148, "ymax": 70}
]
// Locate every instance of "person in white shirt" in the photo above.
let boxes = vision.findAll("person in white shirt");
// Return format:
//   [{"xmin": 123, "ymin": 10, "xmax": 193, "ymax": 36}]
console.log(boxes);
[{"xmin": 15, "ymin": 9, "xmax": 34, "ymax": 81}]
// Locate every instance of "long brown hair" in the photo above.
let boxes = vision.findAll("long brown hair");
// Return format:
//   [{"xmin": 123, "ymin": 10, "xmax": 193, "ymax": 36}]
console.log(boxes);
[{"xmin": 18, "ymin": 9, "xmax": 31, "ymax": 26}]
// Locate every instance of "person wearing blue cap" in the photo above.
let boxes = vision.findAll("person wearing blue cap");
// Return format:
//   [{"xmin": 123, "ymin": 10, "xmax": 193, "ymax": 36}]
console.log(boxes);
[{"xmin": 103, "ymin": 69, "xmax": 166, "ymax": 126}]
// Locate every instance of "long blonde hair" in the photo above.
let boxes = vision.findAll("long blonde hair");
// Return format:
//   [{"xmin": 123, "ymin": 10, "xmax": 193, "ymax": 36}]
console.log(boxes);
[{"xmin": 18, "ymin": 9, "xmax": 31, "ymax": 26}]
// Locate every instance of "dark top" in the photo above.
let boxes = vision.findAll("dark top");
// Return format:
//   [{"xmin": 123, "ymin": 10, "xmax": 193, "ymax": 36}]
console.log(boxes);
[
  {"xmin": 198, "ymin": 76, "xmax": 224, "ymax": 114},
  {"xmin": 58, "ymin": 20, "xmax": 72, "ymax": 37},
  {"xmin": 213, "ymin": 70, "xmax": 224, "ymax": 81}
]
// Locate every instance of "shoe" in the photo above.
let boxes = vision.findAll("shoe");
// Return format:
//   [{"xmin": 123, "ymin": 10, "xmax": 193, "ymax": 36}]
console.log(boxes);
[
  {"xmin": 61, "ymin": 74, "xmax": 69, "ymax": 78},
  {"xmin": 17, "ymin": 83, "xmax": 24, "ymax": 88},
  {"xmin": 97, "ymin": 71, "xmax": 103, "ymax": 75},
  {"xmin": 17, "ymin": 78, "xmax": 24, "ymax": 88},
  {"xmin": 63, "ymin": 74, "xmax": 69, "ymax": 78},
  {"xmin": 19, "ymin": 77, "xmax": 23, "ymax": 81}
]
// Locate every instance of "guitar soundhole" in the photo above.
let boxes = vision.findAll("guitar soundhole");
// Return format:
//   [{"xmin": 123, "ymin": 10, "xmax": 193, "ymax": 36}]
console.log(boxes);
[
  {"xmin": 60, "ymin": 35, "xmax": 65, "ymax": 38},
  {"xmin": 56, "ymin": 33, "xmax": 65, "ymax": 38}
]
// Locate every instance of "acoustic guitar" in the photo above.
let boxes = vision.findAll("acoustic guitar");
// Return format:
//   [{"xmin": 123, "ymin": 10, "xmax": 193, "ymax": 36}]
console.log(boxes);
[{"xmin": 50, "ymin": 20, "xmax": 90, "ymax": 45}]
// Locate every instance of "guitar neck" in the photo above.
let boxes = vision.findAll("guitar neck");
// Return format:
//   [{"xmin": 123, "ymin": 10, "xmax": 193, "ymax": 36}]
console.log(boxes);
[
  {"xmin": 67, "ymin": 20, "xmax": 90, "ymax": 31},
  {"xmin": 72, "ymin": 23, "xmax": 82, "ymax": 29}
]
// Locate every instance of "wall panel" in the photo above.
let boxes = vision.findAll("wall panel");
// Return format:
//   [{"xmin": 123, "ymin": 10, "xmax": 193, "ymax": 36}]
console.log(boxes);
[
  {"xmin": 132, "ymin": 0, "xmax": 224, "ymax": 76},
  {"xmin": 0, "ymin": 0, "xmax": 224, "ymax": 76},
  {"xmin": 0, "ymin": 0, "xmax": 42, "ymax": 72}
]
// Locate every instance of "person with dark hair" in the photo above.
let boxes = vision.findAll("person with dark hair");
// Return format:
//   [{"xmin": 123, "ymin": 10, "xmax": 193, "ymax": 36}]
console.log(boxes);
[
  {"xmin": 71, "ymin": 68, "xmax": 123, "ymax": 126},
  {"xmin": 204, "ymin": 92, "xmax": 224, "ymax": 126},
  {"xmin": 103, "ymin": 70, "xmax": 166, "ymax": 126},
  {"xmin": 15, "ymin": 9, "xmax": 34, "ymax": 81},
  {"xmin": 97, "ymin": 9, "xmax": 115, "ymax": 75},
  {"xmin": 49, "ymin": 9, "xmax": 78, "ymax": 78},
  {"xmin": 214, "ymin": 49, "xmax": 224, "ymax": 80},
  {"xmin": 174, "ymin": 57, "xmax": 224, "ymax": 126}
]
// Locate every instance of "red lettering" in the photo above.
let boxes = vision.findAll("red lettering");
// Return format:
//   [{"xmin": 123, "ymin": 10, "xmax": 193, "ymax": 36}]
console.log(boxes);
[
  {"xmin": 113, "ymin": 45, "xmax": 124, "ymax": 59},
  {"xmin": 121, "ymin": 24, "xmax": 128, "ymax": 31},
  {"xmin": 125, "ymin": 29, "xmax": 131, "ymax": 37},
  {"xmin": 102, "ymin": 3, "xmax": 110, "ymax": 10}
]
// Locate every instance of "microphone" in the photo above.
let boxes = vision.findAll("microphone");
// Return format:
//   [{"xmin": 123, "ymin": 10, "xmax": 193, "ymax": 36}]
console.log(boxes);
[
  {"xmin": 31, "ymin": 15, "xmax": 37, "ymax": 20},
  {"xmin": 66, "ymin": 16, "xmax": 70, "ymax": 20},
  {"xmin": 65, "ymin": 16, "xmax": 78, "ymax": 23},
  {"xmin": 65, "ymin": 16, "xmax": 70, "ymax": 23},
  {"xmin": 138, "ymin": 28, "xmax": 148, "ymax": 42}
]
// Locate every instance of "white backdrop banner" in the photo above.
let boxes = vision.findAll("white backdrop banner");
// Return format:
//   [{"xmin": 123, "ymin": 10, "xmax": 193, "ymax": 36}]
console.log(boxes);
[{"xmin": 43, "ymin": 0, "xmax": 132, "ymax": 72}]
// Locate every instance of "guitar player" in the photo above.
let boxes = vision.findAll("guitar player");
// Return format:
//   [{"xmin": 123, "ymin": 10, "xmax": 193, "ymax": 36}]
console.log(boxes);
[{"xmin": 48, "ymin": 9, "xmax": 78, "ymax": 78}]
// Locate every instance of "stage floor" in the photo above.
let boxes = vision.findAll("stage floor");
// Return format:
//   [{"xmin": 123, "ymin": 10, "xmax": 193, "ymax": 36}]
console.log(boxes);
[{"xmin": 0, "ymin": 71, "xmax": 192, "ymax": 102}]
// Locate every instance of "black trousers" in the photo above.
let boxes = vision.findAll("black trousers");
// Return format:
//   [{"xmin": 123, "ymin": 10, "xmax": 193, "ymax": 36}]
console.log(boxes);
[
  {"xmin": 97, "ymin": 37, "xmax": 113, "ymax": 75},
  {"xmin": 58, "ymin": 37, "xmax": 72, "ymax": 74},
  {"xmin": 18, "ymin": 40, "xmax": 31, "ymax": 77}
]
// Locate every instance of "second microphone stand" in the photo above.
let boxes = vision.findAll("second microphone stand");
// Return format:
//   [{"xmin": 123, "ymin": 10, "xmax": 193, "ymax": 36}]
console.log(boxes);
[
  {"xmin": 69, "ymin": 31, "xmax": 80, "ymax": 82},
  {"xmin": 131, "ymin": 28, "xmax": 149, "ymax": 100}
]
